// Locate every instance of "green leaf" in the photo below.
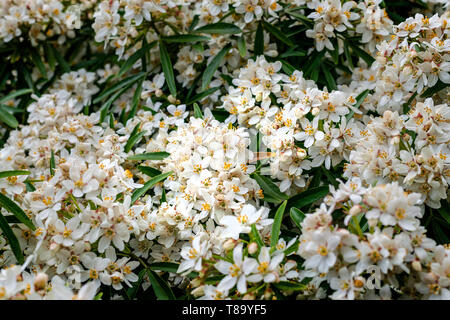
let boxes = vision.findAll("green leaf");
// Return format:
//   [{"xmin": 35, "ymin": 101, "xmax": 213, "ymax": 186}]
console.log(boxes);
[
  {"xmin": 321, "ymin": 64, "xmax": 337, "ymax": 91},
  {"xmin": 0, "ymin": 212, "xmax": 24, "ymax": 264},
  {"xmin": 50, "ymin": 150, "xmax": 55, "ymax": 176},
  {"xmin": 131, "ymin": 171, "xmax": 173, "ymax": 203},
  {"xmin": 147, "ymin": 269, "xmax": 176, "ymax": 300},
  {"xmin": 290, "ymin": 207, "xmax": 305, "ymax": 230},
  {"xmin": 287, "ymin": 186, "xmax": 329, "ymax": 210},
  {"xmin": 252, "ymin": 173, "xmax": 289, "ymax": 204},
  {"xmin": 237, "ymin": 36, "xmax": 246, "ymax": 58},
  {"xmin": 346, "ymin": 89, "xmax": 370, "ymax": 120},
  {"xmin": 261, "ymin": 20, "xmax": 294, "ymax": 46},
  {"xmin": 251, "ymin": 224, "xmax": 264, "ymax": 248},
  {"xmin": 284, "ymin": 240, "xmax": 299, "ymax": 255},
  {"xmin": 188, "ymin": 15, "xmax": 199, "ymax": 32},
  {"xmin": 124, "ymin": 123, "xmax": 145, "ymax": 153},
  {"xmin": 93, "ymin": 72, "xmax": 146, "ymax": 104},
  {"xmin": 288, "ymin": 12, "xmax": 313, "ymax": 24},
  {"xmin": 127, "ymin": 269, "xmax": 146, "ymax": 300},
  {"xmin": 279, "ymin": 50, "xmax": 306, "ymax": 58},
  {"xmin": 193, "ymin": 103, "xmax": 203, "ymax": 119},
  {"xmin": 149, "ymin": 262, "xmax": 198, "ymax": 278},
  {"xmin": 0, "ymin": 106, "xmax": 19, "ymax": 128},
  {"xmin": 137, "ymin": 166, "xmax": 162, "ymax": 177},
  {"xmin": 0, "ymin": 88, "xmax": 33, "ymax": 105},
  {"xmin": 128, "ymin": 152, "xmax": 170, "ymax": 161},
  {"xmin": 159, "ymin": 40, "xmax": 177, "ymax": 98},
  {"xmin": 0, "ymin": 193, "xmax": 35, "ymax": 230},
  {"xmin": 304, "ymin": 51, "xmax": 325, "ymax": 78},
  {"xmin": 127, "ymin": 78, "xmax": 144, "ymax": 121},
  {"xmin": 0, "ymin": 170, "xmax": 30, "ymax": 179},
  {"xmin": 45, "ymin": 43, "xmax": 56, "ymax": 71},
  {"xmin": 273, "ymin": 281, "xmax": 306, "ymax": 292},
  {"xmin": 421, "ymin": 80, "xmax": 448, "ymax": 98},
  {"xmin": 117, "ymin": 42, "xmax": 151, "ymax": 78},
  {"xmin": 186, "ymin": 87, "xmax": 220, "ymax": 105},
  {"xmin": 437, "ymin": 202, "xmax": 450, "ymax": 225},
  {"xmin": 162, "ymin": 34, "xmax": 210, "ymax": 43},
  {"xmin": 344, "ymin": 42, "xmax": 354, "ymax": 70},
  {"xmin": 254, "ymin": 22, "xmax": 264, "ymax": 56},
  {"xmin": 271, "ymin": 200, "xmax": 287, "ymax": 249},
  {"xmin": 432, "ymin": 222, "xmax": 450, "ymax": 244},
  {"xmin": 25, "ymin": 182, "xmax": 36, "ymax": 192},
  {"xmin": 280, "ymin": 60, "xmax": 296, "ymax": 75},
  {"xmin": 194, "ymin": 23, "xmax": 242, "ymax": 34},
  {"xmin": 51, "ymin": 45, "xmax": 70, "ymax": 73},
  {"xmin": 30, "ymin": 47, "xmax": 47, "ymax": 79},
  {"xmin": 161, "ymin": 188, "xmax": 167, "ymax": 204},
  {"xmin": 349, "ymin": 43, "xmax": 375, "ymax": 66},
  {"xmin": 99, "ymin": 83, "xmax": 137, "ymax": 123},
  {"xmin": 201, "ymin": 43, "xmax": 231, "ymax": 91},
  {"xmin": 94, "ymin": 292, "xmax": 103, "ymax": 300}
]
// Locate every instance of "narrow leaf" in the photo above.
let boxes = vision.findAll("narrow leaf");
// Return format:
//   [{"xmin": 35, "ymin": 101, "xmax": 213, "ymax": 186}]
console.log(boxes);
[
  {"xmin": 290, "ymin": 207, "xmax": 305, "ymax": 230},
  {"xmin": 128, "ymin": 152, "xmax": 170, "ymax": 161},
  {"xmin": 0, "ymin": 213, "xmax": 24, "ymax": 264},
  {"xmin": 137, "ymin": 166, "xmax": 162, "ymax": 177},
  {"xmin": 254, "ymin": 22, "xmax": 264, "ymax": 56},
  {"xmin": 147, "ymin": 269, "xmax": 176, "ymax": 300},
  {"xmin": 261, "ymin": 20, "xmax": 294, "ymax": 46},
  {"xmin": 193, "ymin": 103, "xmax": 203, "ymax": 119},
  {"xmin": 201, "ymin": 44, "xmax": 231, "ymax": 91},
  {"xmin": 162, "ymin": 34, "xmax": 210, "ymax": 43},
  {"xmin": 0, "ymin": 89, "xmax": 33, "ymax": 105},
  {"xmin": 0, "ymin": 193, "xmax": 35, "ymax": 230},
  {"xmin": 287, "ymin": 186, "xmax": 329, "ymax": 210},
  {"xmin": 0, "ymin": 107, "xmax": 18, "ymax": 128},
  {"xmin": 346, "ymin": 89, "xmax": 369, "ymax": 120},
  {"xmin": 271, "ymin": 200, "xmax": 287, "ymax": 249},
  {"xmin": 159, "ymin": 41, "xmax": 177, "ymax": 97},
  {"xmin": 0, "ymin": 170, "xmax": 30, "ymax": 179},
  {"xmin": 194, "ymin": 23, "xmax": 242, "ymax": 34},
  {"xmin": 252, "ymin": 173, "xmax": 289, "ymax": 204},
  {"xmin": 131, "ymin": 171, "xmax": 173, "ymax": 203},
  {"xmin": 237, "ymin": 36, "xmax": 246, "ymax": 58}
]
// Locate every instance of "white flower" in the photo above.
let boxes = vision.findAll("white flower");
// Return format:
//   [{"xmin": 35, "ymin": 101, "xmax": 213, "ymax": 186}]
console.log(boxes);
[
  {"xmin": 215, "ymin": 243, "xmax": 258, "ymax": 294},
  {"xmin": 247, "ymin": 247, "xmax": 284, "ymax": 283}
]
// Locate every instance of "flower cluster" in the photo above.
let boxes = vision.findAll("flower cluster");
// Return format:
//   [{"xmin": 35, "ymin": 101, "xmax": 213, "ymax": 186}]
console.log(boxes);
[
  {"xmin": 0, "ymin": 0, "xmax": 92, "ymax": 45},
  {"xmin": 297, "ymin": 179, "xmax": 450, "ymax": 300}
]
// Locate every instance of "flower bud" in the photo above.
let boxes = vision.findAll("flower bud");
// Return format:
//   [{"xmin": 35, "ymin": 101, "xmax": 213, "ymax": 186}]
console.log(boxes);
[
  {"xmin": 191, "ymin": 285, "xmax": 205, "ymax": 297},
  {"xmin": 243, "ymin": 293, "xmax": 255, "ymax": 300},
  {"xmin": 168, "ymin": 95, "xmax": 177, "ymax": 104},
  {"xmin": 294, "ymin": 108, "xmax": 304, "ymax": 119},
  {"xmin": 349, "ymin": 205, "xmax": 361, "ymax": 217},
  {"xmin": 402, "ymin": 133, "xmax": 410, "ymax": 142},
  {"xmin": 264, "ymin": 288, "xmax": 273, "ymax": 299},
  {"xmin": 34, "ymin": 273, "xmax": 48, "ymax": 290},
  {"xmin": 155, "ymin": 89, "xmax": 163, "ymax": 97},
  {"xmin": 296, "ymin": 148, "xmax": 307, "ymax": 159},
  {"xmin": 412, "ymin": 261, "xmax": 422, "ymax": 272},
  {"xmin": 255, "ymin": 92, "xmax": 262, "ymax": 102},
  {"xmin": 248, "ymin": 242, "xmax": 258, "ymax": 255},
  {"xmin": 223, "ymin": 239, "xmax": 236, "ymax": 251},
  {"xmin": 312, "ymin": 107, "xmax": 320, "ymax": 116},
  {"xmin": 190, "ymin": 278, "xmax": 202, "ymax": 288}
]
